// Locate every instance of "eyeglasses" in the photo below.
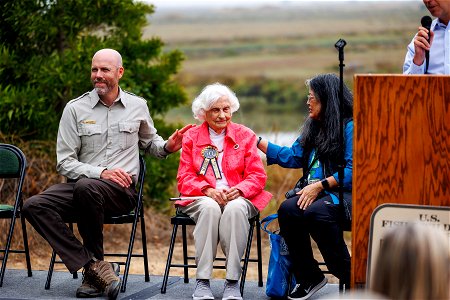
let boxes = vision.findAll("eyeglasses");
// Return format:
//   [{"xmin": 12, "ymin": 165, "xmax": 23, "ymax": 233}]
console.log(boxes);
[{"xmin": 307, "ymin": 94, "xmax": 316, "ymax": 102}]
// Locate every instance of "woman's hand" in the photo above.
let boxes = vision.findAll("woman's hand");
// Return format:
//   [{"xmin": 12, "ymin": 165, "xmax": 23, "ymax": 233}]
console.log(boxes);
[
  {"xmin": 297, "ymin": 182, "xmax": 323, "ymax": 210},
  {"xmin": 203, "ymin": 187, "xmax": 227, "ymax": 206},
  {"xmin": 225, "ymin": 187, "xmax": 242, "ymax": 201}
]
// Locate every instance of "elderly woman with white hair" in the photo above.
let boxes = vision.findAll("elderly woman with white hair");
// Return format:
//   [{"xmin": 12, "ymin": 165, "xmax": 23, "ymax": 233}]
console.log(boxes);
[{"xmin": 175, "ymin": 83, "xmax": 272, "ymax": 300}]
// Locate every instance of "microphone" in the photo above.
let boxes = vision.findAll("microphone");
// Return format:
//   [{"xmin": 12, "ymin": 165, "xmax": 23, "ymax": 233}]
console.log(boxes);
[{"xmin": 421, "ymin": 16, "xmax": 432, "ymax": 73}]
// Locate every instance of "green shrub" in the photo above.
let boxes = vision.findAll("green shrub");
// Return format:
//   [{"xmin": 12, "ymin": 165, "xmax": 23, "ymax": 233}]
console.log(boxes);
[{"xmin": 0, "ymin": 0, "xmax": 188, "ymax": 209}]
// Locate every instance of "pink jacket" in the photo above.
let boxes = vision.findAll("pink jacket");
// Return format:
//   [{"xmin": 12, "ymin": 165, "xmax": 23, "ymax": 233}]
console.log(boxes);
[{"xmin": 176, "ymin": 122, "xmax": 272, "ymax": 211}]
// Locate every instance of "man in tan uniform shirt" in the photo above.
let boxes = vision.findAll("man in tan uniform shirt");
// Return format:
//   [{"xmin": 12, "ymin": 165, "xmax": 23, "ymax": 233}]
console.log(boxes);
[{"xmin": 23, "ymin": 49, "xmax": 193, "ymax": 299}]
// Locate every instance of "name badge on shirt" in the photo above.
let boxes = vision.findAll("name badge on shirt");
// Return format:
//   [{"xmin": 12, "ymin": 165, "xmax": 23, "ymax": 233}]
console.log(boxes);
[{"xmin": 199, "ymin": 146, "xmax": 222, "ymax": 179}]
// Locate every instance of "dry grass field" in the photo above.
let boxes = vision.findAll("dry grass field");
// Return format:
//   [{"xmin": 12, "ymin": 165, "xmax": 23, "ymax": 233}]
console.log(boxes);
[{"xmin": 144, "ymin": 1, "xmax": 425, "ymax": 83}]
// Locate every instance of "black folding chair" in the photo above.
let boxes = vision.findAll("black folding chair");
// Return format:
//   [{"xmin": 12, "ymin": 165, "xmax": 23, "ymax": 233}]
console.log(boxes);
[
  {"xmin": 0, "ymin": 144, "xmax": 32, "ymax": 287},
  {"xmin": 318, "ymin": 245, "xmax": 349, "ymax": 292},
  {"xmin": 318, "ymin": 211, "xmax": 351, "ymax": 293},
  {"xmin": 45, "ymin": 155, "xmax": 149, "ymax": 293},
  {"xmin": 161, "ymin": 209, "xmax": 263, "ymax": 297}
]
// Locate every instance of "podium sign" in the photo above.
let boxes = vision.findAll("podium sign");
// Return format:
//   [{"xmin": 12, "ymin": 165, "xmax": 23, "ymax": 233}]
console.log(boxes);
[{"xmin": 366, "ymin": 204, "xmax": 450, "ymax": 285}]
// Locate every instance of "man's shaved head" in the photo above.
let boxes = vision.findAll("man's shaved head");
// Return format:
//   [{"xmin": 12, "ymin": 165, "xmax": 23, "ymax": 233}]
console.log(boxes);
[{"xmin": 92, "ymin": 48, "xmax": 123, "ymax": 68}]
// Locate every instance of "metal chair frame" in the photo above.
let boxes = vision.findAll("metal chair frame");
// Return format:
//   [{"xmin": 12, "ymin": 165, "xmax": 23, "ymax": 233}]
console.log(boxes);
[
  {"xmin": 160, "ymin": 210, "xmax": 263, "ymax": 296},
  {"xmin": 45, "ymin": 155, "xmax": 149, "ymax": 293},
  {"xmin": 317, "ymin": 231, "xmax": 350, "ymax": 293},
  {"xmin": 319, "ymin": 260, "xmax": 346, "ymax": 292},
  {"xmin": 0, "ymin": 143, "xmax": 32, "ymax": 287}
]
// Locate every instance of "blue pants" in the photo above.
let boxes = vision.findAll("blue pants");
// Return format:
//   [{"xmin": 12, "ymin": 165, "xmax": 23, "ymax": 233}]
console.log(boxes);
[{"xmin": 278, "ymin": 194, "xmax": 350, "ymax": 285}]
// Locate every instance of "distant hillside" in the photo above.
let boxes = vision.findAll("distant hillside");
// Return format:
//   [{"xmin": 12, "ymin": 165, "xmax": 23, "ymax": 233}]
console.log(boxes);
[
  {"xmin": 143, "ymin": 1, "xmax": 428, "ymax": 131},
  {"xmin": 144, "ymin": 1, "xmax": 426, "ymax": 80}
]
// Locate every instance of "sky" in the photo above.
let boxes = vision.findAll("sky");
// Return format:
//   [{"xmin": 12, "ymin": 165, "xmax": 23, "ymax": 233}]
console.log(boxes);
[{"xmin": 144, "ymin": 0, "xmax": 417, "ymax": 8}]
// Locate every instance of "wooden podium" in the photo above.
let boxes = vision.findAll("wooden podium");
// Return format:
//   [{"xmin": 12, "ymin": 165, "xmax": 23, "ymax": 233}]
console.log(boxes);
[{"xmin": 352, "ymin": 75, "xmax": 450, "ymax": 288}]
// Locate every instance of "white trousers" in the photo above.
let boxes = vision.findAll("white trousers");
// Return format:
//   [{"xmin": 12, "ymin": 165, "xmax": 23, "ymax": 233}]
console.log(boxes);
[{"xmin": 180, "ymin": 196, "xmax": 258, "ymax": 280}]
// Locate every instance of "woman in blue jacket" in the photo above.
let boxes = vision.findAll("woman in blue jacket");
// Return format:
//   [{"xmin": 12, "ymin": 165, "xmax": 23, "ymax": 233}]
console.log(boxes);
[{"xmin": 257, "ymin": 73, "xmax": 353, "ymax": 300}]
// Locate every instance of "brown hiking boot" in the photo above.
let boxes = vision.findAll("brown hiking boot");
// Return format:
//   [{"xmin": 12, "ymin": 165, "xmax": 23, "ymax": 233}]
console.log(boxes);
[
  {"xmin": 80, "ymin": 261, "xmax": 121, "ymax": 299},
  {"xmin": 76, "ymin": 262, "xmax": 120, "ymax": 298},
  {"xmin": 76, "ymin": 281, "xmax": 102, "ymax": 298}
]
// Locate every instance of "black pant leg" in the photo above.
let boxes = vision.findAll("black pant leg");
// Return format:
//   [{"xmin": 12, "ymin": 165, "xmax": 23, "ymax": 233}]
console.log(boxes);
[
  {"xmin": 22, "ymin": 183, "xmax": 92, "ymax": 273},
  {"xmin": 73, "ymin": 178, "xmax": 136, "ymax": 260},
  {"xmin": 307, "ymin": 195, "xmax": 350, "ymax": 284},
  {"xmin": 278, "ymin": 196, "xmax": 323, "ymax": 284}
]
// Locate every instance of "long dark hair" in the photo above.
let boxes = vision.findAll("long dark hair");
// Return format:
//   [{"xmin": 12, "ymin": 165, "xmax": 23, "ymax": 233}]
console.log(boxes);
[{"xmin": 300, "ymin": 73, "xmax": 353, "ymax": 160}]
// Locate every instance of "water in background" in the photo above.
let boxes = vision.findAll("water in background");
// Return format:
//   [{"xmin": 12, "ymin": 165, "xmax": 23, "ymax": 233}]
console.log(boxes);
[{"xmin": 259, "ymin": 131, "xmax": 298, "ymax": 147}]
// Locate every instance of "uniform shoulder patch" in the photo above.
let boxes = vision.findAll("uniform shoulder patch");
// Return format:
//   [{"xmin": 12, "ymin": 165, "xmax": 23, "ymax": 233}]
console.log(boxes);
[
  {"xmin": 124, "ymin": 90, "xmax": 147, "ymax": 103},
  {"xmin": 67, "ymin": 92, "xmax": 90, "ymax": 104}
]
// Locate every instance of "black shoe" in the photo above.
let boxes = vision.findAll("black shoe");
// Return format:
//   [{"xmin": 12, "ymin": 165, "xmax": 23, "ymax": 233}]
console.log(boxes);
[{"xmin": 288, "ymin": 276, "xmax": 327, "ymax": 300}]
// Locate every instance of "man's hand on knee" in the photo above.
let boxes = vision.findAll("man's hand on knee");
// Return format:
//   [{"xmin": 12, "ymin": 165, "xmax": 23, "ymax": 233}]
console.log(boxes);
[{"xmin": 100, "ymin": 168, "xmax": 132, "ymax": 188}]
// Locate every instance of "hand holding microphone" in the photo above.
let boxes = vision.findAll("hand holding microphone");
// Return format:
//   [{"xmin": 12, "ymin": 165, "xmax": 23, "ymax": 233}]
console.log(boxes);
[
  {"xmin": 413, "ymin": 16, "xmax": 434, "ymax": 71},
  {"xmin": 421, "ymin": 16, "xmax": 432, "ymax": 42}
]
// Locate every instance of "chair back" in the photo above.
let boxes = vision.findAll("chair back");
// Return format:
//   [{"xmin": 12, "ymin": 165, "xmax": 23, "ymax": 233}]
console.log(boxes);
[
  {"xmin": 136, "ymin": 155, "xmax": 146, "ymax": 209},
  {"xmin": 0, "ymin": 144, "xmax": 27, "ymax": 179},
  {"xmin": 0, "ymin": 144, "xmax": 32, "ymax": 285},
  {"xmin": 131, "ymin": 154, "xmax": 146, "ymax": 219},
  {"xmin": 106, "ymin": 155, "xmax": 146, "ymax": 223},
  {"xmin": 0, "ymin": 144, "xmax": 27, "ymax": 211}
]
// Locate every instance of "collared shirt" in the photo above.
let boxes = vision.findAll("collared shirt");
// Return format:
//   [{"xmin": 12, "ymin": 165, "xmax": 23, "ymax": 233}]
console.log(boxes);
[
  {"xmin": 56, "ymin": 88, "xmax": 167, "ymax": 181},
  {"xmin": 403, "ymin": 18, "xmax": 449, "ymax": 74}
]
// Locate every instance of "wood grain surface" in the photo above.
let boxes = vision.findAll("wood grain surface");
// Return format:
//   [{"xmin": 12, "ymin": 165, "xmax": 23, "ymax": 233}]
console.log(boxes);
[{"xmin": 352, "ymin": 75, "xmax": 450, "ymax": 287}]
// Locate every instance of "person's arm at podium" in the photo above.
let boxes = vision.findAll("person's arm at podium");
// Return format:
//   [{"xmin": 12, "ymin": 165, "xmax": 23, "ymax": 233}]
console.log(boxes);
[
  {"xmin": 403, "ymin": 38, "xmax": 426, "ymax": 74},
  {"xmin": 403, "ymin": 26, "xmax": 434, "ymax": 75}
]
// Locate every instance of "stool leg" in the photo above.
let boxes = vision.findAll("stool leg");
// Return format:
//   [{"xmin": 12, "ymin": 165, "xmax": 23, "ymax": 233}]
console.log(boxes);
[
  {"xmin": 140, "ymin": 215, "xmax": 150, "ymax": 282},
  {"xmin": 240, "ymin": 218, "xmax": 255, "ymax": 296},
  {"xmin": 182, "ymin": 225, "xmax": 189, "ymax": 283},
  {"xmin": 21, "ymin": 216, "xmax": 32, "ymax": 277},
  {"xmin": 45, "ymin": 250, "xmax": 57, "ymax": 290},
  {"xmin": 161, "ymin": 224, "xmax": 178, "ymax": 294},
  {"xmin": 256, "ymin": 218, "xmax": 263, "ymax": 287},
  {"xmin": 121, "ymin": 216, "xmax": 139, "ymax": 293},
  {"xmin": 0, "ymin": 214, "xmax": 17, "ymax": 287}
]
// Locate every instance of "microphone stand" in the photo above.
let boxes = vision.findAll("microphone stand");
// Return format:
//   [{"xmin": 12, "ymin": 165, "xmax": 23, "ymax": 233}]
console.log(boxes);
[
  {"xmin": 334, "ymin": 38, "xmax": 347, "ymax": 228},
  {"xmin": 335, "ymin": 37, "xmax": 349, "ymax": 291}
]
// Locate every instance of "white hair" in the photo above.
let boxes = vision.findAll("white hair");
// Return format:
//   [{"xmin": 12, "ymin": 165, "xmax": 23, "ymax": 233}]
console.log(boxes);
[{"xmin": 192, "ymin": 83, "xmax": 240, "ymax": 121}]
